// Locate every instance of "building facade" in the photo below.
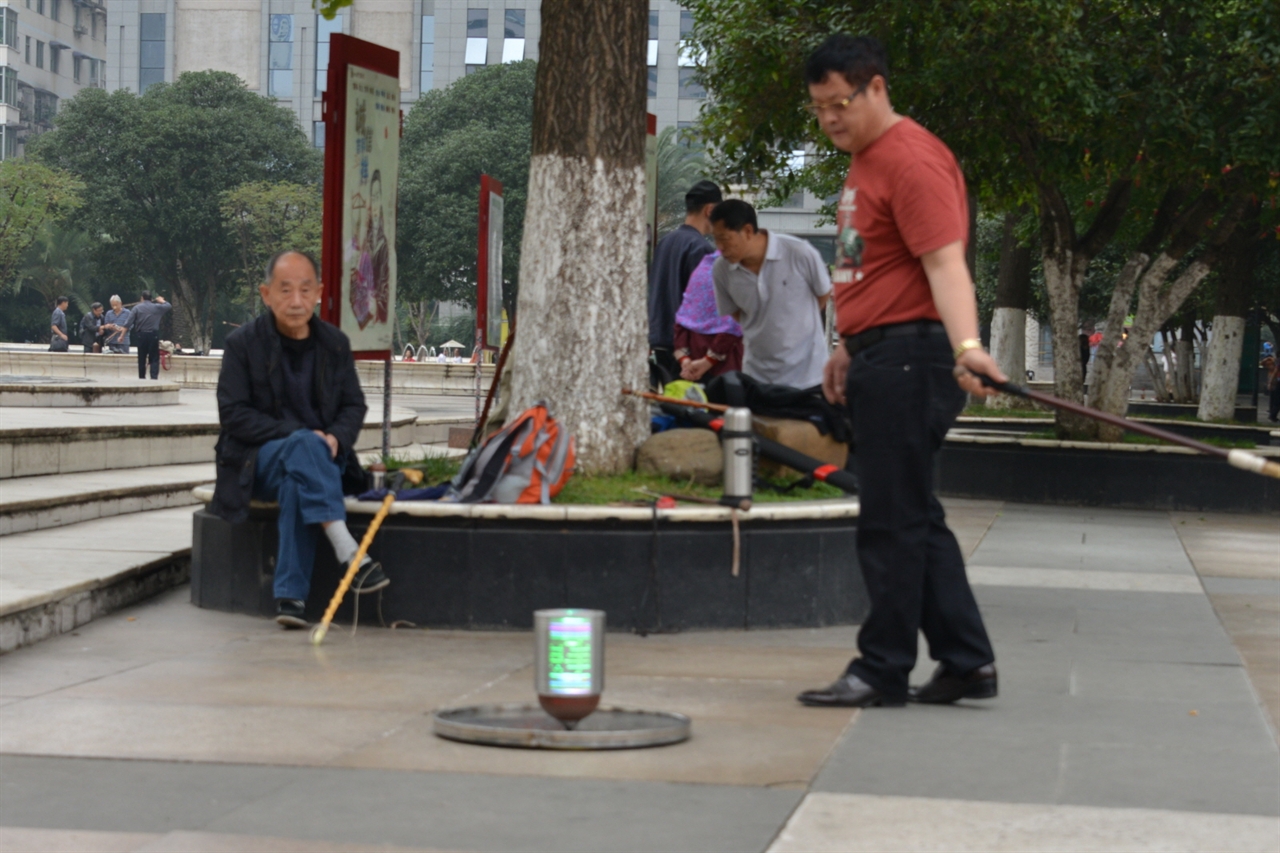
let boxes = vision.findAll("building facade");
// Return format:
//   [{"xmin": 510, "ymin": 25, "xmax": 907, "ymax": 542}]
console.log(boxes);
[
  {"xmin": 102, "ymin": 0, "xmax": 833, "ymax": 241},
  {"xmin": 0, "ymin": 0, "xmax": 108, "ymax": 159}
]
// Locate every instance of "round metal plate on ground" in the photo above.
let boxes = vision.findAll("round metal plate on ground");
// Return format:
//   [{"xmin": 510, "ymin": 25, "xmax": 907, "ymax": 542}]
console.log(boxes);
[{"xmin": 432, "ymin": 703, "xmax": 691, "ymax": 750}]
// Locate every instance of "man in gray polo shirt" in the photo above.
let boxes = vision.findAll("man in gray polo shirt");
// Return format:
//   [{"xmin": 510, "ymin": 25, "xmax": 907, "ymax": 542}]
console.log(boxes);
[{"xmin": 711, "ymin": 200, "xmax": 832, "ymax": 388}]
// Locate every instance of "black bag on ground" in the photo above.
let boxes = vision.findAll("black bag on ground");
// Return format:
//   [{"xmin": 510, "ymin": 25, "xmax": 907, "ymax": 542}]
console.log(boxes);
[{"xmin": 705, "ymin": 371, "xmax": 852, "ymax": 445}]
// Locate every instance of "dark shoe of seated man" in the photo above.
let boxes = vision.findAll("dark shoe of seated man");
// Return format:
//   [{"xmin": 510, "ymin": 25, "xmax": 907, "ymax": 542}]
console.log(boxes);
[
  {"xmin": 797, "ymin": 672, "xmax": 906, "ymax": 708},
  {"xmin": 909, "ymin": 663, "xmax": 998, "ymax": 704},
  {"xmin": 274, "ymin": 561, "xmax": 389, "ymax": 628}
]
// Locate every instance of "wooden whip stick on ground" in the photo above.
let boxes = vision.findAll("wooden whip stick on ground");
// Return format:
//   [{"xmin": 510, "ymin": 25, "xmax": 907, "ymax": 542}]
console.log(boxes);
[
  {"xmin": 310, "ymin": 492, "xmax": 396, "ymax": 646},
  {"xmin": 622, "ymin": 387, "xmax": 729, "ymax": 413},
  {"xmin": 978, "ymin": 375, "xmax": 1280, "ymax": 479}
]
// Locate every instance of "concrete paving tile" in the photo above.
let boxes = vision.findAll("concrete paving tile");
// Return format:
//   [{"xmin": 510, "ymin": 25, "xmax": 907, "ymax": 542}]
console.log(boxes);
[
  {"xmin": 1171, "ymin": 511, "xmax": 1280, "ymax": 580},
  {"xmin": 0, "ymin": 827, "xmax": 158, "ymax": 853},
  {"xmin": 602, "ymin": 640, "xmax": 854, "ymax": 682},
  {"xmin": 0, "ymin": 697, "xmax": 413, "ymax": 765},
  {"xmin": 0, "ymin": 755, "xmax": 303, "ymax": 833},
  {"xmin": 1068, "ymin": 658, "xmax": 1258, "ymax": 705},
  {"xmin": 337, "ymin": 711, "xmax": 850, "ymax": 788},
  {"xmin": 767, "ymin": 792, "xmax": 1280, "ymax": 853},
  {"xmin": 1059, "ymin": 741, "xmax": 1280, "ymax": 816},
  {"xmin": 202, "ymin": 765, "xmax": 803, "ymax": 853},
  {"xmin": 968, "ymin": 565, "xmax": 1202, "ymax": 593},
  {"xmin": 133, "ymin": 831, "xmax": 441, "ymax": 852}
]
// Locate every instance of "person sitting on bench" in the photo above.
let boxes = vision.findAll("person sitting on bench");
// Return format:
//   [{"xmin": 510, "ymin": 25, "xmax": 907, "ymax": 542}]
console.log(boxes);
[{"xmin": 209, "ymin": 250, "xmax": 389, "ymax": 628}]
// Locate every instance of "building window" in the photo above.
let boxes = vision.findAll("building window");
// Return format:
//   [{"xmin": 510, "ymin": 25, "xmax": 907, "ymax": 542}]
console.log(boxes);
[
  {"xmin": 36, "ymin": 40, "xmax": 43, "ymax": 69},
  {"xmin": 73, "ymin": 55, "xmax": 80, "ymax": 82},
  {"xmin": 1, "ymin": 66, "xmax": 16, "ymax": 106},
  {"xmin": 420, "ymin": 15, "xmax": 434, "ymax": 92},
  {"xmin": 89, "ymin": 57, "xmax": 99, "ymax": 87},
  {"xmin": 465, "ymin": 8, "xmax": 487, "ymax": 68},
  {"xmin": 50, "ymin": 46, "xmax": 59, "ymax": 74},
  {"xmin": 677, "ymin": 9, "xmax": 704, "ymax": 68},
  {"xmin": 1, "ymin": 124, "xmax": 16, "ymax": 160},
  {"xmin": 502, "ymin": 9, "xmax": 524, "ymax": 63},
  {"xmin": 315, "ymin": 14, "xmax": 342, "ymax": 96},
  {"xmin": 91, "ymin": 10, "xmax": 97, "ymax": 39},
  {"xmin": 139, "ymin": 13, "xmax": 164, "ymax": 92},
  {"xmin": 50, "ymin": 0, "xmax": 59, "ymax": 22},
  {"xmin": 36, "ymin": 0, "xmax": 43, "ymax": 15},
  {"xmin": 1, "ymin": 8, "xmax": 17, "ymax": 49},
  {"xmin": 25, "ymin": 36, "xmax": 30, "ymax": 64},
  {"xmin": 34, "ymin": 89, "xmax": 57, "ymax": 125},
  {"xmin": 313, "ymin": 120, "xmax": 325, "ymax": 148},
  {"xmin": 648, "ymin": 11, "xmax": 658, "ymax": 67},
  {"xmin": 647, "ymin": 67, "xmax": 657, "ymax": 98},
  {"xmin": 268, "ymin": 14, "xmax": 293, "ymax": 98},
  {"xmin": 678, "ymin": 67, "xmax": 704, "ymax": 99}
]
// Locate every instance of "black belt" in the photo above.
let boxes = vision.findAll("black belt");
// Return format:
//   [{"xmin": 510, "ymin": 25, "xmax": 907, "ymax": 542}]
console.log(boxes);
[{"xmin": 843, "ymin": 320, "xmax": 946, "ymax": 359}]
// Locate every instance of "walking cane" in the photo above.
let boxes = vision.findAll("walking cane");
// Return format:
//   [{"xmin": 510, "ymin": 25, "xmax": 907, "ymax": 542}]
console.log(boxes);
[
  {"xmin": 310, "ymin": 492, "xmax": 396, "ymax": 646},
  {"xmin": 975, "ymin": 375, "xmax": 1280, "ymax": 480}
]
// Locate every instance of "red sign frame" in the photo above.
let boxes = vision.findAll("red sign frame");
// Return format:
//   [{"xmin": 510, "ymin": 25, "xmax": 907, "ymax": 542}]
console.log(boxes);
[
  {"xmin": 476, "ymin": 174, "xmax": 504, "ymax": 352},
  {"xmin": 320, "ymin": 33, "xmax": 400, "ymax": 362}
]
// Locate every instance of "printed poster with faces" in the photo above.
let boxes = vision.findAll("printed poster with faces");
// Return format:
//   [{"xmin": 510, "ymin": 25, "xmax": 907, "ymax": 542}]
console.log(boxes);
[{"xmin": 340, "ymin": 64, "xmax": 399, "ymax": 353}]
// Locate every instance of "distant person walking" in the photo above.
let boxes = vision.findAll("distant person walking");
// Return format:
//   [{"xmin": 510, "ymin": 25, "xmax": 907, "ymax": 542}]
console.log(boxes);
[
  {"xmin": 648, "ymin": 180, "xmax": 723, "ymax": 385},
  {"xmin": 710, "ymin": 199, "xmax": 832, "ymax": 389},
  {"xmin": 128, "ymin": 291, "xmax": 171, "ymax": 379},
  {"xmin": 103, "ymin": 296, "xmax": 132, "ymax": 353},
  {"xmin": 49, "ymin": 297, "xmax": 69, "ymax": 352},
  {"xmin": 80, "ymin": 302, "xmax": 105, "ymax": 353},
  {"xmin": 1264, "ymin": 355, "xmax": 1279, "ymax": 423}
]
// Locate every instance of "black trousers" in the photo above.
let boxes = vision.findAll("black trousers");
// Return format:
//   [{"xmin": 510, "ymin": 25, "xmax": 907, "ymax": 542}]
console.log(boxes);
[
  {"xmin": 135, "ymin": 331, "xmax": 161, "ymax": 379},
  {"xmin": 844, "ymin": 332, "xmax": 994, "ymax": 697}
]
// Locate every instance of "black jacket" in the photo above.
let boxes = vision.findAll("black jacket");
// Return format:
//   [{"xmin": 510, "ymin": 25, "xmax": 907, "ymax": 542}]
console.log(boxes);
[{"xmin": 210, "ymin": 313, "xmax": 368, "ymax": 523}]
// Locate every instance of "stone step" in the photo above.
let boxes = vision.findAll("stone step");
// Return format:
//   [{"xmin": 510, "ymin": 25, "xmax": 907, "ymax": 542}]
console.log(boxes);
[
  {"xmin": 0, "ymin": 506, "xmax": 195, "ymax": 654},
  {"xmin": 0, "ymin": 397, "xmax": 419, "ymax": 479},
  {"xmin": 0, "ymin": 463, "xmax": 214, "ymax": 535}
]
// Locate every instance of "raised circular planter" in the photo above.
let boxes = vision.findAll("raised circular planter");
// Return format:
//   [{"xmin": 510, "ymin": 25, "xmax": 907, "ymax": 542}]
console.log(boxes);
[{"xmin": 189, "ymin": 489, "xmax": 866, "ymax": 631}]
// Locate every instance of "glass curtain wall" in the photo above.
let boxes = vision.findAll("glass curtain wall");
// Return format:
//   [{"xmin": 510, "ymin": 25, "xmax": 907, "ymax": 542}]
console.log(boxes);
[
  {"xmin": 315, "ymin": 14, "xmax": 342, "ymax": 96},
  {"xmin": 139, "ymin": 13, "xmax": 165, "ymax": 92},
  {"xmin": 269, "ymin": 13, "xmax": 294, "ymax": 98},
  {"xmin": 420, "ymin": 14, "xmax": 434, "ymax": 91}
]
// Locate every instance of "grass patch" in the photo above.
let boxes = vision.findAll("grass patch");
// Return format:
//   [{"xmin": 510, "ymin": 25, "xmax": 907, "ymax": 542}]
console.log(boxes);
[
  {"xmin": 382, "ymin": 452, "xmax": 847, "ymax": 504},
  {"xmin": 961, "ymin": 405, "xmax": 1051, "ymax": 419}
]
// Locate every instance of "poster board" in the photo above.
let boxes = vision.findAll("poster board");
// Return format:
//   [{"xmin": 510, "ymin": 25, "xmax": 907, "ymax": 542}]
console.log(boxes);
[
  {"xmin": 476, "ymin": 174, "xmax": 504, "ymax": 352},
  {"xmin": 320, "ymin": 34, "xmax": 400, "ymax": 360}
]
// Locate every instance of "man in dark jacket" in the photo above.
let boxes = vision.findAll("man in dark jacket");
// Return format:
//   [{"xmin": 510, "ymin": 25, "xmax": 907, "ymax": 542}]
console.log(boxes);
[
  {"xmin": 647, "ymin": 180, "xmax": 722, "ymax": 384},
  {"xmin": 210, "ymin": 250, "xmax": 388, "ymax": 628}
]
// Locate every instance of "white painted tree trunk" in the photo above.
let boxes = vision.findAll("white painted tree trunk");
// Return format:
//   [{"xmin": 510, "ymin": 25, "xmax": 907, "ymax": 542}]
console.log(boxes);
[
  {"xmin": 1173, "ymin": 336, "xmax": 1196, "ymax": 403},
  {"xmin": 1025, "ymin": 316, "xmax": 1041, "ymax": 378},
  {"xmin": 986, "ymin": 307, "xmax": 1026, "ymax": 410},
  {"xmin": 508, "ymin": 154, "xmax": 650, "ymax": 473},
  {"xmin": 1197, "ymin": 315, "xmax": 1246, "ymax": 420}
]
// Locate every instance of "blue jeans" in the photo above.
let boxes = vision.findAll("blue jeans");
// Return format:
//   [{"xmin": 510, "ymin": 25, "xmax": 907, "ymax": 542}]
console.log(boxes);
[{"xmin": 253, "ymin": 430, "xmax": 348, "ymax": 601}]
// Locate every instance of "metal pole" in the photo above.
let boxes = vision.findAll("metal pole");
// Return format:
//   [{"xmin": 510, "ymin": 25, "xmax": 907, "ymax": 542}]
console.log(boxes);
[{"xmin": 382, "ymin": 358, "xmax": 391, "ymax": 459}]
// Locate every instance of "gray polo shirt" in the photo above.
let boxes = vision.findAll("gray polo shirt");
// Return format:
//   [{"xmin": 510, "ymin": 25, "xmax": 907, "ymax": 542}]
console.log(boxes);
[
  {"xmin": 128, "ymin": 299, "xmax": 171, "ymax": 334},
  {"xmin": 712, "ymin": 231, "xmax": 832, "ymax": 388}
]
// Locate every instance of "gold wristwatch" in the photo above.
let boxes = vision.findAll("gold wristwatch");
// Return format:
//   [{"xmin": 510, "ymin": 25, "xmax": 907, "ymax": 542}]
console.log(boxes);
[{"xmin": 953, "ymin": 338, "xmax": 983, "ymax": 360}]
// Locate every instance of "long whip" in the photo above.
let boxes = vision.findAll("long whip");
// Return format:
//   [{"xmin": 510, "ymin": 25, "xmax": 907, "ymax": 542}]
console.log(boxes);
[
  {"xmin": 310, "ymin": 492, "xmax": 396, "ymax": 645},
  {"xmin": 977, "ymin": 375, "xmax": 1280, "ymax": 479}
]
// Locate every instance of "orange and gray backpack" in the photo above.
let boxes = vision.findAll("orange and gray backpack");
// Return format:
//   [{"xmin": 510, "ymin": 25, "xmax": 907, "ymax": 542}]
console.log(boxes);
[{"xmin": 447, "ymin": 402, "xmax": 576, "ymax": 504}]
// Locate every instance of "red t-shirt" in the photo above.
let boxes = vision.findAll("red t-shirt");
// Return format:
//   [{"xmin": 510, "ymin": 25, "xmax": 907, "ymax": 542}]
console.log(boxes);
[{"xmin": 833, "ymin": 118, "xmax": 968, "ymax": 337}]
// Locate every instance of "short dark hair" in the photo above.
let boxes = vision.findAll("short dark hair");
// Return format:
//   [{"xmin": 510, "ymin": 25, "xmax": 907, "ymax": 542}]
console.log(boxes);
[
  {"xmin": 90, "ymin": 301, "xmax": 102, "ymax": 310},
  {"xmin": 140, "ymin": 290, "xmax": 152, "ymax": 301},
  {"xmin": 805, "ymin": 34, "xmax": 889, "ymax": 89},
  {"xmin": 685, "ymin": 180, "xmax": 723, "ymax": 213},
  {"xmin": 264, "ymin": 250, "xmax": 321, "ymax": 283},
  {"xmin": 56, "ymin": 296, "xmax": 69, "ymax": 306},
  {"xmin": 710, "ymin": 199, "xmax": 758, "ymax": 232}
]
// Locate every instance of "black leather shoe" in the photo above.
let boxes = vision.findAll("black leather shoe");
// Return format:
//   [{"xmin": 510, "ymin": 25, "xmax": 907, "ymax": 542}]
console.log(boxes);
[
  {"xmin": 275, "ymin": 598, "xmax": 307, "ymax": 629},
  {"xmin": 909, "ymin": 663, "xmax": 998, "ymax": 704},
  {"xmin": 797, "ymin": 673, "xmax": 906, "ymax": 708},
  {"xmin": 351, "ymin": 561, "xmax": 390, "ymax": 594}
]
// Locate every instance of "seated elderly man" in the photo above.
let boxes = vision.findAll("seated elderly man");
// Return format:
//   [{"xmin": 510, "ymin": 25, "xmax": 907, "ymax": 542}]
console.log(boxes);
[{"xmin": 209, "ymin": 250, "xmax": 388, "ymax": 628}]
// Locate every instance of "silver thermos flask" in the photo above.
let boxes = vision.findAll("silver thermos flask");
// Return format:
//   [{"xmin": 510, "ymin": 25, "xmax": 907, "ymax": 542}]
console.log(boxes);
[{"xmin": 720, "ymin": 407, "xmax": 753, "ymax": 507}]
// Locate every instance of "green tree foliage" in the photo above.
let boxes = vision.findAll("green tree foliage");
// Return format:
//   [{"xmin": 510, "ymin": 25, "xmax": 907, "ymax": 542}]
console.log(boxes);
[
  {"xmin": 654, "ymin": 126, "xmax": 712, "ymax": 238},
  {"xmin": 220, "ymin": 181, "xmax": 323, "ymax": 319},
  {"xmin": 10, "ymin": 224, "xmax": 96, "ymax": 313},
  {"xmin": 684, "ymin": 0, "xmax": 1278, "ymax": 436},
  {"xmin": 398, "ymin": 60, "xmax": 535, "ymax": 331},
  {"xmin": 0, "ymin": 159, "xmax": 82, "ymax": 291},
  {"xmin": 31, "ymin": 71, "xmax": 320, "ymax": 351}
]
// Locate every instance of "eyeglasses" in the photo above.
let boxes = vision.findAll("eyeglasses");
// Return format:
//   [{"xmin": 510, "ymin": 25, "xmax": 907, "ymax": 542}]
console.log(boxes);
[{"xmin": 803, "ymin": 81, "xmax": 870, "ymax": 117}]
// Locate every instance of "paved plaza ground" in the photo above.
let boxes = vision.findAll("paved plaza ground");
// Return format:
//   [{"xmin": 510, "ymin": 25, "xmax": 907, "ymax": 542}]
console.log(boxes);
[{"xmin": 1, "ymin": 496, "xmax": 1277, "ymax": 852}]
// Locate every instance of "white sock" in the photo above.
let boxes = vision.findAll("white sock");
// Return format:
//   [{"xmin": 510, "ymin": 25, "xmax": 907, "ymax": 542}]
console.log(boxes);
[{"xmin": 325, "ymin": 522, "xmax": 370, "ymax": 567}]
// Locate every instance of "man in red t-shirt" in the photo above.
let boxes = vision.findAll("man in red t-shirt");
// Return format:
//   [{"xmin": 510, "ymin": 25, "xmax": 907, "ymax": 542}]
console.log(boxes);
[{"xmin": 796, "ymin": 35, "xmax": 1007, "ymax": 709}]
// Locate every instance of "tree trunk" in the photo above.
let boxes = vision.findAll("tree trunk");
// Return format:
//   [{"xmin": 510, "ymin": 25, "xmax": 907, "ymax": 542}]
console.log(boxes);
[
  {"xmin": 1143, "ymin": 346, "xmax": 1168, "ymax": 402},
  {"xmin": 1172, "ymin": 316, "xmax": 1196, "ymax": 404},
  {"xmin": 507, "ymin": 0, "xmax": 649, "ymax": 474},
  {"xmin": 1197, "ymin": 201, "xmax": 1261, "ymax": 421},
  {"xmin": 987, "ymin": 210, "xmax": 1031, "ymax": 410}
]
